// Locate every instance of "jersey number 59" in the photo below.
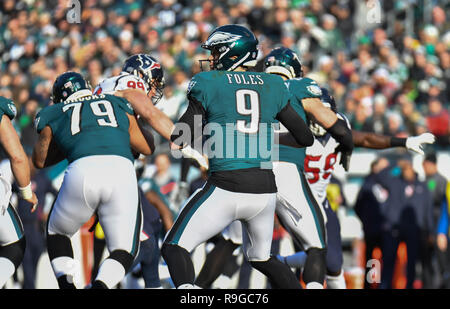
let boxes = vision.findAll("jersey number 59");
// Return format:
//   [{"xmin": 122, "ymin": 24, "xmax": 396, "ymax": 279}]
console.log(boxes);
[{"xmin": 304, "ymin": 153, "xmax": 337, "ymax": 184}]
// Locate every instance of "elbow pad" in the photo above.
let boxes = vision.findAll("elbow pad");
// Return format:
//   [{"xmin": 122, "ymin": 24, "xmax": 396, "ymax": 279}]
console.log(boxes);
[{"xmin": 328, "ymin": 119, "xmax": 354, "ymax": 152}]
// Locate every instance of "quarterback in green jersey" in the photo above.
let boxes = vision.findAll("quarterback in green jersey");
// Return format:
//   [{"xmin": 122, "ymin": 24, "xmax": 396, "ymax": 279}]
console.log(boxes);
[
  {"xmin": 32, "ymin": 71, "xmax": 153, "ymax": 289},
  {"xmin": 0, "ymin": 96, "xmax": 38, "ymax": 288},
  {"xmin": 160, "ymin": 24, "xmax": 314, "ymax": 289}
]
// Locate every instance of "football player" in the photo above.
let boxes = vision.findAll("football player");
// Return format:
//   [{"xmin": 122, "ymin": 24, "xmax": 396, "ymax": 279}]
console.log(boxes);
[
  {"xmin": 96, "ymin": 53, "xmax": 208, "ymax": 169},
  {"xmin": 158, "ymin": 24, "xmax": 315, "ymax": 289},
  {"xmin": 0, "ymin": 96, "xmax": 38, "ymax": 288},
  {"xmin": 196, "ymin": 47, "xmax": 354, "ymax": 289},
  {"xmin": 195, "ymin": 47, "xmax": 434, "ymax": 289},
  {"xmin": 276, "ymin": 85, "xmax": 435, "ymax": 289},
  {"xmin": 32, "ymin": 71, "xmax": 154, "ymax": 289}
]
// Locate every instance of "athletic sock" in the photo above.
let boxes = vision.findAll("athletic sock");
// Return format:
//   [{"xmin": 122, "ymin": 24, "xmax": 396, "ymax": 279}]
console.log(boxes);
[
  {"xmin": 0, "ymin": 257, "xmax": 15, "ymax": 288},
  {"xmin": 326, "ymin": 270, "xmax": 346, "ymax": 289},
  {"xmin": 306, "ymin": 282, "xmax": 324, "ymax": 289},
  {"xmin": 94, "ymin": 258, "xmax": 126, "ymax": 289}
]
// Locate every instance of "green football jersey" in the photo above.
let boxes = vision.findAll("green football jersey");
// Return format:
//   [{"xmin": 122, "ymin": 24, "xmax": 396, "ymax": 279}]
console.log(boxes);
[
  {"xmin": 187, "ymin": 71, "xmax": 292, "ymax": 172},
  {"xmin": 0, "ymin": 96, "xmax": 17, "ymax": 122},
  {"xmin": 275, "ymin": 77, "xmax": 322, "ymax": 169},
  {"xmin": 35, "ymin": 93, "xmax": 135, "ymax": 163}
]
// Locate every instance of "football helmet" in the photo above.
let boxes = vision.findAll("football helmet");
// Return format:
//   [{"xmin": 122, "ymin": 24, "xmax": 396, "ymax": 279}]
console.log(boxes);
[
  {"xmin": 309, "ymin": 87, "xmax": 338, "ymax": 137},
  {"xmin": 200, "ymin": 24, "xmax": 259, "ymax": 71},
  {"xmin": 263, "ymin": 47, "xmax": 303, "ymax": 79},
  {"xmin": 122, "ymin": 54, "xmax": 165, "ymax": 104},
  {"xmin": 52, "ymin": 71, "xmax": 91, "ymax": 103}
]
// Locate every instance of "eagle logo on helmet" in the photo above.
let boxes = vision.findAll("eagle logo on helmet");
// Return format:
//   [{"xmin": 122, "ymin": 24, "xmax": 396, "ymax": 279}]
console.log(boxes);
[{"xmin": 205, "ymin": 31, "xmax": 242, "ymax": 46}]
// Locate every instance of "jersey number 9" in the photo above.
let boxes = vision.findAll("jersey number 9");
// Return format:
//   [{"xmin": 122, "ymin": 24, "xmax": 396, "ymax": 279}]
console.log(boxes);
[{"xmin": 235, "ymin": 89, "xmax": 260, "ymax": 134}]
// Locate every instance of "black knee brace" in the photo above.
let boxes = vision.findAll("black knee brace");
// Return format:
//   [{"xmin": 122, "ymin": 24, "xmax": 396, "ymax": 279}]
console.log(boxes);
[
  {"xmin": 195, "ymin": 238, "xmax": 240, "ymax": 288},
  {"xmin": 303, "ymin": 247, "xmax": 327, "ymax": 285},
  {"xmin": 0, "ymin": 237, "xmax": 26, "ymax": 269},
  {"xmin": 47, "ymin": 234, "xmax": 73, "ymax": 261},
  {"xmin": 161, "ymin": 243, "xmax": 195, "ymax": 287},
  {"xmin": 250, "ymin": 256, "xmax": 301, "ymax": 289},
  {"xmin": 109, "ymin": 249, "xmax": 135, "ymax": 273}
]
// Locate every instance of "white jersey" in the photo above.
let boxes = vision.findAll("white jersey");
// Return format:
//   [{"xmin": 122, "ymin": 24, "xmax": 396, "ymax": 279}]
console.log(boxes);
[
  {"xmin": 304, "ymin": 113, "xmax": 351, "ymax": 204},
  {"xmin": 93, "ymin": 72, "xmax": 148, "ymax": 95}
]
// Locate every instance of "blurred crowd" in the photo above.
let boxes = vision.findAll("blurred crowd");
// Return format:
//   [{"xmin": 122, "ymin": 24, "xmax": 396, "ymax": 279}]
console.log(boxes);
[
  {"xmin": 0, "ymin": 0, "xmax": 449, "ymax": 155},
  {"xmin": 0, "ymin": 0, "xmax": 449, "ymax": 289}
]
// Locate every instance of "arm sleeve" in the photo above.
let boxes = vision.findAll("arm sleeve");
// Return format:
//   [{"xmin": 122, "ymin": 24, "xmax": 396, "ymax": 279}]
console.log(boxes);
[
  {"xmin": 276, "ymin": 102, "xmax": 314, "ymax": 147},
  {"xmin": 170, "ymin": 97, "xmax": 206, "ymax": 146},
  {"xmin": 328, "ymin": 118, "xmax": 354, "ymax": 152}
]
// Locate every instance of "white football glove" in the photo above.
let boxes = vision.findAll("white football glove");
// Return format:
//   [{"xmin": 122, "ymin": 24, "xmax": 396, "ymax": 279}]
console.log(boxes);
[
  {"xmin": 405, "ymin": 133, "xmax": 436, "ymax": 155},
  {"xmin": 0, "ymin": 176, "xmax": 12, "ymax": 216},
  {"xmin": 181, "ymin": 145, "xmax": 209, "ymax": 170}
]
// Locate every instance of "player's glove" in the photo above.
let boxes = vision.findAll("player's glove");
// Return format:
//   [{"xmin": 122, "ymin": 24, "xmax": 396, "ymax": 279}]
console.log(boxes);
[
  {"xmin": 335, "ymin": 144, "xmax": 352, "ymax": 172},
  {"xmin": 181, "ymin": 145, "xmax": 209, "ymax": 170},
  {"xmin": 406, "ymin": 133, "xmax": 436, "ymax": 155}
]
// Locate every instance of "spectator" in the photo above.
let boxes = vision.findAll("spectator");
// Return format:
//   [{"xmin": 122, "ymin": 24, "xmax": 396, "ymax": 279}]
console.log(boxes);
[
  {"xmin": 355, "ymin": 157, "xmax": 390, "ymax": 289},
  {"xmin": 422, "ymin": 152, "xmax": 449, "ymax": 288},
  {"xmin": 152, "ymin": 153, "xmax": 177, "ymax": 203},
  {"xmin": 362, "ymin": 94, "xmax": 389, "ymax": 135},
  {"xmin": 399, "ymin": 96, "xmax": 427, "ymax": 136},
  {"xmin": 436, "ymin": 182, "xmax": 450, "ymax": 288},
  {"xmin": 426, "ymin": 99, "xmax": 449, "ymax": 146},
  {"xmin": 376, "ymin": 158, "xmax": 433, "ymax": 289}
]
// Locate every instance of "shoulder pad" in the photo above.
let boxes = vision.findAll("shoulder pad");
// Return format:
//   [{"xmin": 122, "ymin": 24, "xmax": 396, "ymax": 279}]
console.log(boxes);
[
  {"xmin": 95, "ymin": 74, "xmax": 148, "ymax": 94},
  {"xmin": 0, "ymin": 97, "xmax": 17, "ymax": 120}
]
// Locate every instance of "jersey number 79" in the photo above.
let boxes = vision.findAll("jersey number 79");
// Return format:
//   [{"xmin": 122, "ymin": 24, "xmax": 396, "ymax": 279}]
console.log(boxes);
[{"xmin": 63, "ymin": 100, "xmax": 118, "ymax": 135}]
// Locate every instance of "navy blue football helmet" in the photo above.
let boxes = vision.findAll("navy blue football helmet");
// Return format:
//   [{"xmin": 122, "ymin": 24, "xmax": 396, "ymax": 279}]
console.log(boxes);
[
  {"xmin": 309, "ymin": 87, "xmax": 338, "ymax": 137},
  {"xmin": 320, "ymin": 88, "xmax": 337, "ymax": 113},
  {"xmin": 122, "ymin": 54, "xmax": 165, "ymax": 104}
]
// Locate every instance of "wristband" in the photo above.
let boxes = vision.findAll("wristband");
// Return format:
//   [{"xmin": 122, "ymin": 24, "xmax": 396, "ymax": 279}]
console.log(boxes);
[
  {"xmin": 18, "ymin": 183, "xmax": 33, "ymax": 200},
  {"xmin": 390, "ymin": 137, "xmax": 407, "ymax": 147}
]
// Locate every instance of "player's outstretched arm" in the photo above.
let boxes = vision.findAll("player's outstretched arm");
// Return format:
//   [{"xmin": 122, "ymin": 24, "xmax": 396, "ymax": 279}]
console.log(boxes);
[
  {"xmin": 128, "ymin": 113, "xmax": 154, "ymax": 155},
  {"xmin": 1, "ymin": 115, "xmax": 38, "ymax": 209},
  {"xmin": 115, "ymin": 89, "xmax": 174, "ymax": 141},
  {"xmin": 352, "ymin": 130, "xmax": 435, "ymax": 155},
  {"xmin": 303, "ymin": 98, "xmax": 354, "ymax": 170}
]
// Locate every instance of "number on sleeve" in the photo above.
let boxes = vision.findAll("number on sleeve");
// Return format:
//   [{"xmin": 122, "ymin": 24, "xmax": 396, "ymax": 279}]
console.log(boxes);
[{"xmin": 235, "ymin": 89, "xmax": 260, "ymax": 134}]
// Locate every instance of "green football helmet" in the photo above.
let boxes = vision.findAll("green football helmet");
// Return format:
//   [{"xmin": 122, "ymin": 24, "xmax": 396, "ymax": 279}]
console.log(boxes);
[
  {"xmin": 52, "ymin": 71, "xmax": 91, "ymax": 103},
  {"xmin": 263, "ymin": 47, "xmax": 303, "ymax": 79},
  {"xmin": 200, "ymin": 24, "xmax": 259, "ymax": 71}
]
